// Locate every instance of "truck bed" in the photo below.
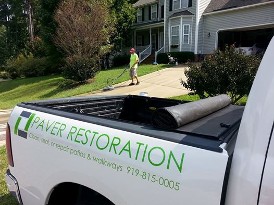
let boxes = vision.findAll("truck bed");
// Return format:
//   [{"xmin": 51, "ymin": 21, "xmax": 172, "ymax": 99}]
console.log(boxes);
[{"xmin": 19, "ymin": 95, "xmax": 244, "ymax": 153}]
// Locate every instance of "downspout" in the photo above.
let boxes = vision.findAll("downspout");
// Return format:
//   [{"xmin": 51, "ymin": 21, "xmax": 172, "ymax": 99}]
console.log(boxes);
[
  {"xmin": 202, "ymin": 16, "xmax": 204, "ymax": 54},
  {"xmin": 180, "ymin": 16, "xmax": 183, "ymax": 51},
  {"xmin": 164, "ymin": 0, "xmax": 167, "ymax": 52},
  {"xmin": 194, "ymin": 0, "xmax": 200, "ymax": 54}
]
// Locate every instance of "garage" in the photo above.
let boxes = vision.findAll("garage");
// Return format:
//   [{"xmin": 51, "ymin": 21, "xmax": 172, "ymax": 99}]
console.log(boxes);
[{"xmin": 218, "ymin": 27, "xmax": 274, "ymax": 54}]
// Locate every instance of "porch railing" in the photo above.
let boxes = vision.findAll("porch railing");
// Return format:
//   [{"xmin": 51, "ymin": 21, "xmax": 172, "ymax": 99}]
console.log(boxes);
[
  {"xmin": 139, "ymin": 45, "xmax": 152, "ymax": 64},
  {"xmin": 154, "ymin": 46, "xmax": 164, "ymax": 64}
]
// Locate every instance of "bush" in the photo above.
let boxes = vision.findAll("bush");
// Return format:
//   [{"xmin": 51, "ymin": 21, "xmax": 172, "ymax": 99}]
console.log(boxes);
[
  {"xmin": 4, "ymin": 54, "xmax": 27, "ymax": 79},
  {"xmin": 182, "ymin": 45, "xmax": 261, "ymax": 103},
  {"xmin": 4, "ymin": 53, "xmax": 59, "ymax": 78},
  {"xmin": 0, "ymin": 71, "xmax": 9, "ymax": 79},
  {"xmin": 25, "ymin": 37, "xmax": 47, "ymax": 58},
  {"xmin": 112, "ymin": 54, "xmax": 130, "ymax": 67},
  {"xmin": 157, "ymin": 52, "xmax": 195, "ymax": 64},
  {"xmin": 62, "ymin": 55, "xmax": 100, "ymax": 82},
  {"xmin": 156, "ymin": 53, "xmax": 169, "ymax": 64},
  {"xmin": 170, "ymin": 52, "xmax": 195, "ymax": 63}
]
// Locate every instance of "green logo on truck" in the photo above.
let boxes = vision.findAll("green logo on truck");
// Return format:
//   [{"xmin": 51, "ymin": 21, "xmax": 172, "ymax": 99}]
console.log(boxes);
[{"xmin": 14, "ymin": 111, "xmax": 36, "ymax": 139}]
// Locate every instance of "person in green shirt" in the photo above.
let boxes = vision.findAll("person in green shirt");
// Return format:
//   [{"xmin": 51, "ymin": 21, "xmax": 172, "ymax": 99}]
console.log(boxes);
[{"xmin": 129, "ymin": 48, "xmax": 140, "ymax": 86}]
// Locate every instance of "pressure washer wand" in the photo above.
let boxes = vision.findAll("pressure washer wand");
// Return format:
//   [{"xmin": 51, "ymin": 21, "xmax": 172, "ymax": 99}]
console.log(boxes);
[{"xmin": 103, "ymin": 65, "xmax": 130, "ymax": 91}]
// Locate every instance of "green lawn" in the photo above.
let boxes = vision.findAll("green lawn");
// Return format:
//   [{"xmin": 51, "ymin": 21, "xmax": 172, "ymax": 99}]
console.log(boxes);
[
  {"xmin": 0, "ymin": 64, "xmax": 167, "ymax": 109},
  {"xmin": 0, "ymin": 146, "xmax": 18, "ymax": 205}
]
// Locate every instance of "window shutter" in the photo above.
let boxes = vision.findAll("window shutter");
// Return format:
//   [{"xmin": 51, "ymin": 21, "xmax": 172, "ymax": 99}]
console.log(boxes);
[
  {"xmin": 157, "ymin": 4, "xmax": 159, "ymax": 18},
  {"xmin": 169, "ymin": 0, "xmax": 173, "ymax": 11},
  {"xmin": 149, "ymin": 6, "xmax": 151, "ymax": 20},
  {"xmin": 142, "ymin": 8, "xmax": 144, "ymax": 21},
  {"xmin": 161, "ymin": 5, "xmax": 164, "ymax": 18},
  {"xmin": 188, "ymin": 0, "xmax": 192, "ymax": 7}
]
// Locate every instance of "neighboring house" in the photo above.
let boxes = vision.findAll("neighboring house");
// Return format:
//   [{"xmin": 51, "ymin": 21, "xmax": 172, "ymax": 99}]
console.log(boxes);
[{"xmin": 132, "ymin": 0, "xmax": 274, "ymax": 63}]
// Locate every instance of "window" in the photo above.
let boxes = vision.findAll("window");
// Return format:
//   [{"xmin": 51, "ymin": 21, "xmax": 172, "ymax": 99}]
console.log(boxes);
[
  {"xmin": 151, "ymin": 4, "xmax": 157, "ymax": 20},
  {"xmin": 137, "ymin": 8, "xmax": 142, "ymax": 22},
  {"xmin": 171, "ymin": 25, "xmax": 180, "ymax": 45},
  {"xmin": 183, "ymin": 24, "xmax": 190, "ymax": 44},
  {"xmin": 170, "ymin": 0, "xmax": 189, "ymax": 11},
  {"xmin": 181, "ymin": 0, "xmax": 188, "ymax": 8},
  {"xmin": 173, "ymin": 0, "xmax": 180, "ymax": 10}
]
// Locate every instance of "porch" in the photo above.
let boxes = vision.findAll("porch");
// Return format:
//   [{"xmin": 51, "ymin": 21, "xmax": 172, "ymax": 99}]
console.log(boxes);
[{"xmin": 133, "ymin": 25, "xmax": 165, "ymax": 64}]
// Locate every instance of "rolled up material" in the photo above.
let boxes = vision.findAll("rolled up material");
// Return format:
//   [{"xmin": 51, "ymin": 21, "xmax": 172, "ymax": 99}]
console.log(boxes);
[{"xmin": 152, "ymin": 95, "xmax": 231, "ymax": 129}]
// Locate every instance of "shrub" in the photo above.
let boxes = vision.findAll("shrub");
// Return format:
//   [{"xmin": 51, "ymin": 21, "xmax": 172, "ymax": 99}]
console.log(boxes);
[
  {"xmin": 157, "ymin": 52, "xmax": 195, "ymax": 64},
  {"xmin": 182, "ymin": 45, "xmax": 261, "ymax": 103},
  {"xmin": 0, "ymin": 71, "xmax": 9, "ymax": 79},
  {"xmin": 4, "ymin": 53, "xmax": 59, "ymax": 78},
  {"xmin": 4, "ymin": 54, "xmax": 27, "ymax": 79},
  {"xmin": 19, "ymin": 57, "xmax": 49, "ymax": 77},
  {"xmin": 170, "ymin": 52, "xmax": 195, "ymax": 63},
  {"xmin": 156, "ymin": 53, "xmax": 169, "ymax": 64},
  {"xmin": 26, "ymin": 37, "xmax": 48, "ymax": 58},
  {"xmin": 62, "ymin": 55, "xmax": 100, "ymax": 82},
  {"xmin": 112, "ymin": 54, "xmax": 130, "ymax": 67}
]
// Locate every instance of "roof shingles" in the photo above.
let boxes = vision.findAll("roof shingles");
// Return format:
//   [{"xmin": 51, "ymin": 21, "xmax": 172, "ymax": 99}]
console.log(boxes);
[
  {"xmin": 205, "ymin": 0, "xmax": 274, "ymax": 13},
  {"xmin": 133, "ymin": 0, "xmax": 157, "ymax": 7}
]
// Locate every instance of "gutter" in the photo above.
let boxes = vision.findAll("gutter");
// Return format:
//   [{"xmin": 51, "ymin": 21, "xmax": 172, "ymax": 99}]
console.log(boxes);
[{"xmin": 203, "ymin": 1, "xmax": 274, "ymax": 16}]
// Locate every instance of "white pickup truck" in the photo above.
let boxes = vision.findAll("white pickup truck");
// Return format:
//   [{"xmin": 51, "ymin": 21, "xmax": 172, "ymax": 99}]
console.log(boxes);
[{"xmin": 5, "ymin": 37, "xmax": 274, "ymax": 205}]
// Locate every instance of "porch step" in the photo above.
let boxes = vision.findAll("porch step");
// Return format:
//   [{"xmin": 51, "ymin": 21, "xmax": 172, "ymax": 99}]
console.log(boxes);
[{"xmin": 141, "ymin": 54, "xmax": 155, "ymax": 64}]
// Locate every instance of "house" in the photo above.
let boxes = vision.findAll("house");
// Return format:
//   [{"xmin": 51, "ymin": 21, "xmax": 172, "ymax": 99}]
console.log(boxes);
[{"xmin": 132, "ymin": 0, "xmax": 274, "ymax": 62}]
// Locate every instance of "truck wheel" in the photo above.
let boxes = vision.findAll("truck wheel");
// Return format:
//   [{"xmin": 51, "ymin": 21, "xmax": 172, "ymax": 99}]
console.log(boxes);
[{"xmin": 48, "ymin": 183, "xmax": 114, "ymax": 205}]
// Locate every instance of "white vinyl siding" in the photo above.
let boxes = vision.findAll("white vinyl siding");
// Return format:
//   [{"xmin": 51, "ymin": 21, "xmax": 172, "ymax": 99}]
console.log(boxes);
[
  {"xmin": 137, "ymin": 8, "xmax": 142, "ymax": 22},
  {"xmin": 171, "ymin": 25, "xmax": 180, "ymax": 45},
  {"xmin": 183, "ymin": 24, "xmax": 190, "ymax": 44},
  {"xmin": 151, "ymin": 4, "xmax": 157, "ymax": 20}
]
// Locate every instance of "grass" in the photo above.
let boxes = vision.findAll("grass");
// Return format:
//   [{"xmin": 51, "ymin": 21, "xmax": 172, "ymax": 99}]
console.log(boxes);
[
  {"xmin": 0, "ymin": 64, "xmax": 168, "ymax": 109},
  {"xmin": 0, "ymin": 146, "xmax": 18, "ymax": 205},
  {"xmin": 170, "ymin": 93, "xmax": 248, "ymax": 105}
]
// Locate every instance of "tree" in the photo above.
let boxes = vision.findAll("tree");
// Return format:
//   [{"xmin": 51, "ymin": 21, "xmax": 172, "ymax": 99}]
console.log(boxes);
[
  {"xmin": 0, "ymin": 25, "xmax": 8, "ymax": 66},
  {"xmin": 54, "ymin": 0, "xmax": 114, "ymax": 81},
  {"xmin": 38, "ymin": 0, "xmax": 60, "ymax": 56},
  {"xmin": 110, "ymin": 0, "xmax": 136, "ymax": 50},
  {"xmin": 182, "ymin": 45, "xmax": 262, "ymax": 103},
  {"xmin": 0, "ymin": 0, "xmax": 28, "ymax": 57}
]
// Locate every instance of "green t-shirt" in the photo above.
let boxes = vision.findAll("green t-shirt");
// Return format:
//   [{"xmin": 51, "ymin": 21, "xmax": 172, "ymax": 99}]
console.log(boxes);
[{"xmin": 130, "ymin": 53, "xmax": 139, "ymax": 69}]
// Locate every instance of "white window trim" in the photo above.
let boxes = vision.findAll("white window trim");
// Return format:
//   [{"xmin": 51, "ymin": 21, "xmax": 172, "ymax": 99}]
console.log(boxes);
[
  {"xmin": 151, "ymin": 4, "xmax": 157, "ymax": 20},
  {"xmin": 183, "ymin": 24, "xmax": 190, "ymax": 44},
  {"xmin": 173, "ymin": 0, "xmax": 181, "ymax": 11},
  {"xmin": 171, "ymin": 25, "xmax": 180, "ymax": 46},
  {"xmin": 137, "ymin": 8, "xmax": 142, "ymax": 22}
]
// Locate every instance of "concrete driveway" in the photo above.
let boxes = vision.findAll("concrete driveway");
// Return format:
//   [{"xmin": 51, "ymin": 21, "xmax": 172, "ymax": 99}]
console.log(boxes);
[
  {"xmin": 92, "ymin": 66, "xmax": 189, "ymax": 97},
  {"xmin": 0, "ymin": 65, "xmax": 189, "ymax": 146}
]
